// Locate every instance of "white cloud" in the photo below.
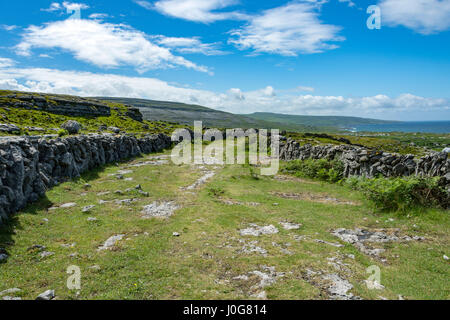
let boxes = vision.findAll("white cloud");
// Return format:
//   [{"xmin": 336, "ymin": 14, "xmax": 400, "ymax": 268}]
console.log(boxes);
[
  {"xmin": 379, "ymin": 0, "xmax": 450, "ymax": 34},
  {"xmin": 42, "ymin": 2, "xmax": 89, "ymax": 12},
  {"xmin": 140, "ymin": 0, "xmax": 248, "ymax": 23},
  {"xmin": 338, "ymin": 0, "xmax": 356, "ymax": 8},
  {"xmin": 297, "ymin": 86, "xmax": 315, "ymax": 92},
  {"xmin": 41, "ymin": 2, "xmax": 62, "ymax": 12},
  {"xmin": 153, "ymin": 36, "xmax": 227, "ymax": 55},
  {"xmin": 229, "ymin": 1, "xmax": 344, "ymax": 56},
  {"xmin": 0, "ymin": 58, "xmax": 15, "ymax": 68},
  {"xmin": 1, "ymin": 25, "xmax": 18, "ymax": 31},
  {"xmin": 89, "ymin": 13, "xmax": 111, "ymax": 20},
  {"xmin": 0, "ymin": 63, "xmax": 447, "ymax": 119},
  {"xmin": 16, "ymin": 19, "xmax": 210, "ymax": 74}
]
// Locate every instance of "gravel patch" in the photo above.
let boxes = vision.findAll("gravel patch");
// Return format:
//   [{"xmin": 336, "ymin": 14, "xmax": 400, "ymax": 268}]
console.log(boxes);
[
  {"xmin": 240, "ymin": 224, "xmax": 279, "ymax": 237},
  {"xmin": 142, "ymin": 201, "xmax": 180, "ymax": 219}
]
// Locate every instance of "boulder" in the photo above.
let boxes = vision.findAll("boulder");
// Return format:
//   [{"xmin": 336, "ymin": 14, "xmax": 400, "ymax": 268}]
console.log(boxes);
[{"xmin": 61, "ymin": 120, "xmax": 81, "ymax": 134}]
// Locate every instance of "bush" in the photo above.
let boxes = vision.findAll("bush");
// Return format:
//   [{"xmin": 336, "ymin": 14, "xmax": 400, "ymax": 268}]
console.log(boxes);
[
  {"xmin": 282, "ymin": 158, "xmax": 344, "ymax": 183},
  {"xmin": 345, "ymin": 176, "xmax": 449, "ymax": 211},
  {"xmin": 58, "ymin": 129, "xmax": 69, "ymax": 137}
]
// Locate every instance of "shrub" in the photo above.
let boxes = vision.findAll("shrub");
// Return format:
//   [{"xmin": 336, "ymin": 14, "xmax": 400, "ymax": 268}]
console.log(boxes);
[
  {"xmin": 58, "ymin": 129, "xmax": 69, "ymax": 137},
  {"xmin": 345, "ymin": 176, "xmax": 449, "ymax": 211},
  {"xmin": 282, "ymin": 158, "xmax": 344, "ymax": 183}
]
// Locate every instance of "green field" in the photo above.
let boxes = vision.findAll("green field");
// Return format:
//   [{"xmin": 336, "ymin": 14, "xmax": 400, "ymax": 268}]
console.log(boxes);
[{"xmin": 1, "ymin": 147, "xmax": 448, "ymax": 300}]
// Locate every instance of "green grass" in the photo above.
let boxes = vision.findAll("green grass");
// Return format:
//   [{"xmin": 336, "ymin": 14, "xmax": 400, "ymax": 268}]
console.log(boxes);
[
  {"xmin": 0, "ymin": 149, "xmax": 448, "ymax": 300},
  {"xmin": 0, "ymin": 90, "xmax": 186, "ymax": 137}
]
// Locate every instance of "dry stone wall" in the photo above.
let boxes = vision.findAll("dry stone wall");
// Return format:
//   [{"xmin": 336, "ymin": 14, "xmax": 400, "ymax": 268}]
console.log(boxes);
[
  {"xmin": 280, "ymin": 138, "xmax": 450, "ymax": 184},
  {"xmin": 0, "ymin": 133, "xmax": 171, "ymax": 224}
]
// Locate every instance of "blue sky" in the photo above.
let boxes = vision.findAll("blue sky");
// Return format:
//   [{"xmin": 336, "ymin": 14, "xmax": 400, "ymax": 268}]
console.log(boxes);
[{"xmin": 0, "ymin": 0, "xmax": 449, "ymax": 121}]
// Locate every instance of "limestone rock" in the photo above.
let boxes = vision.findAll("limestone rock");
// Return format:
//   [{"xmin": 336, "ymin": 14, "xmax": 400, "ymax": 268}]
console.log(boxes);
[
  {"xmin": 36, "ymin": 290, "xmax": 55, "ymax": 300},
  {"xmin": 61, "ymin": 120, "xmax": 81, "ymax": 134}
]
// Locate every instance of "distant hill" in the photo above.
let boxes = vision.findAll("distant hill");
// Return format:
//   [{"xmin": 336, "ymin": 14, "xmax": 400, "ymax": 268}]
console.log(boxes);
[
  {"xmin": 245, "ymin": 113, "xmax": 398, "ymax": 130},
  {"xmin": 96, "ymin": 97, "xmax": 318, "ymax": 131},
  {"xmin": 96, "ymin": 97, "xmax": 397, "ymax": 132}
]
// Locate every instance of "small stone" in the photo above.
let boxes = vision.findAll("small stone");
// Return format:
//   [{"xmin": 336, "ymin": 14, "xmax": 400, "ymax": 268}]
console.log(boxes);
[
  {"xmin": 173, "ymin": 232, "xmax": 180, "ymax": 237},
  {"xmin": 2, "ymin": 296, "xmax": 22, "ymax": 300},
  {"xmin": 98, "ymin": 234, "xmax": 125, "ymax": 251},
  {"xmin": 279, "ymin": 222, "xmax": 301, "ymax": 230},
  {"xmin": 114, "ymin": 190, "xmax": 124, "ymax": 195},
  {"xmin": 138, "ymin": 190, "xmax": 149, "ymax": 197},
  {"xmin": 233, "ymin": 275, "xmax": 249, "ymax": 281},
  {"xmin": 27, "ymin": 245, "xmax": 46, "ymax": 252},
  {"xmin": 36, "ymin": 290, "xmax": 55, "ymax": 300},
  {"xmin": 87, "ymin": 217, "xmax": 98, "ymax": 222},
  {"xmin": 0, "ymin": 288, "xmax": 21, "ymax": 297},
  {"xmin": 60, "ymin": 203, "xmax": 77, "ymax": 208},
  {"xmin": 135, "ymin": 185, "xmax": 142, "ymax": 190},
  {"xmin": 251, "ymin": 291, "xmax": 267, "ymax": 299},
  {"xmin": 84, "ymin": 184, "xmax": 92, "ymax": 189},
  {"xmin": 40, "ymin": 251, "xmax": 55, "ymax": 258},
  {"xmin": 444, "ymin": 255, "xmax": 449, "ymax": 260},
  {"xmin": 89, "ymin": 265, "xmax": 101, "ymax": 271},
  {"xmin": 82, "ymin": 205, "xmax": 96, "ymax": 213}
]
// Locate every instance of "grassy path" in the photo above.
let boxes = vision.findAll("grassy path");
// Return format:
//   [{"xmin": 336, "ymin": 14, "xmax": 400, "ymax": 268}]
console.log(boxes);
[{"xmin": 0, "ymin": 151, "xmax": 449, "ymax": 300}]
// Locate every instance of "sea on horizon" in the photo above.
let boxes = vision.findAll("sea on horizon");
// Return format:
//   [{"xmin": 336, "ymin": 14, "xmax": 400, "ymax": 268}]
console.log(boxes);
[{"xmin": 354, "ymin": 121, "xmax": 450, "ymax": 134}]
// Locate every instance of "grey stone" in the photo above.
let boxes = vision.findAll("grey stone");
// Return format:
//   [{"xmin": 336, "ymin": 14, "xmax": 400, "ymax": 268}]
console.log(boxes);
[
  {"xmin": 322, "ymin": 274, "xmax": 356, "ymax": 300},
  {"xmin": 279, "ymin": 222, "xmax": 301, "ymax": 230},
  {"xmin": 40, "ymin": 251, "xmax": 55, "ymax": 258},
  {"xmin": 98, "ymin": 234, "xmax": 125, "ymax": 251},
  {"xmin": 61, "ymin": 120, "xmax": 81, "ymax": 134},
  {"xmin": 0, "ymin": 288, "xmax": 21, "ymax": 297},
  {"xmin": 36, "ymin": 289, "xmax": 55, "ymax": 300},
  {"xmin": 3, "ymin": 296, "xmax": 22, "ymax": 300},
  {"xmin": 60, "ymin": 203, "xmax": 77, "ymax": 208},
  {"xmin": 82, "ymin": 205, "xmax": 96, "ymax": 213}
]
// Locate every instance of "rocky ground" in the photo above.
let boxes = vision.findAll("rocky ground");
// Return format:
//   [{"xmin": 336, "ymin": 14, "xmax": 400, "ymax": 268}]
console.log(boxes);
[{"xmin": 0, "ymin": 149, "xmax": 449, "ymax": 300}]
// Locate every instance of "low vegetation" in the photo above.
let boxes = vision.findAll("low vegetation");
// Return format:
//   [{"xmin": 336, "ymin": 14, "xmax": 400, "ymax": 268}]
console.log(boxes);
[
  {"xmin": 282, "ymin": 159, "xmax": 344, "ymax": 183},
  {"xmin": 282, "ymin": 159, "xmax": 449, "ymax": 212},
  {"xmin": 345, "ymin": 176, "xmax": 449, "ymax": 212}
]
